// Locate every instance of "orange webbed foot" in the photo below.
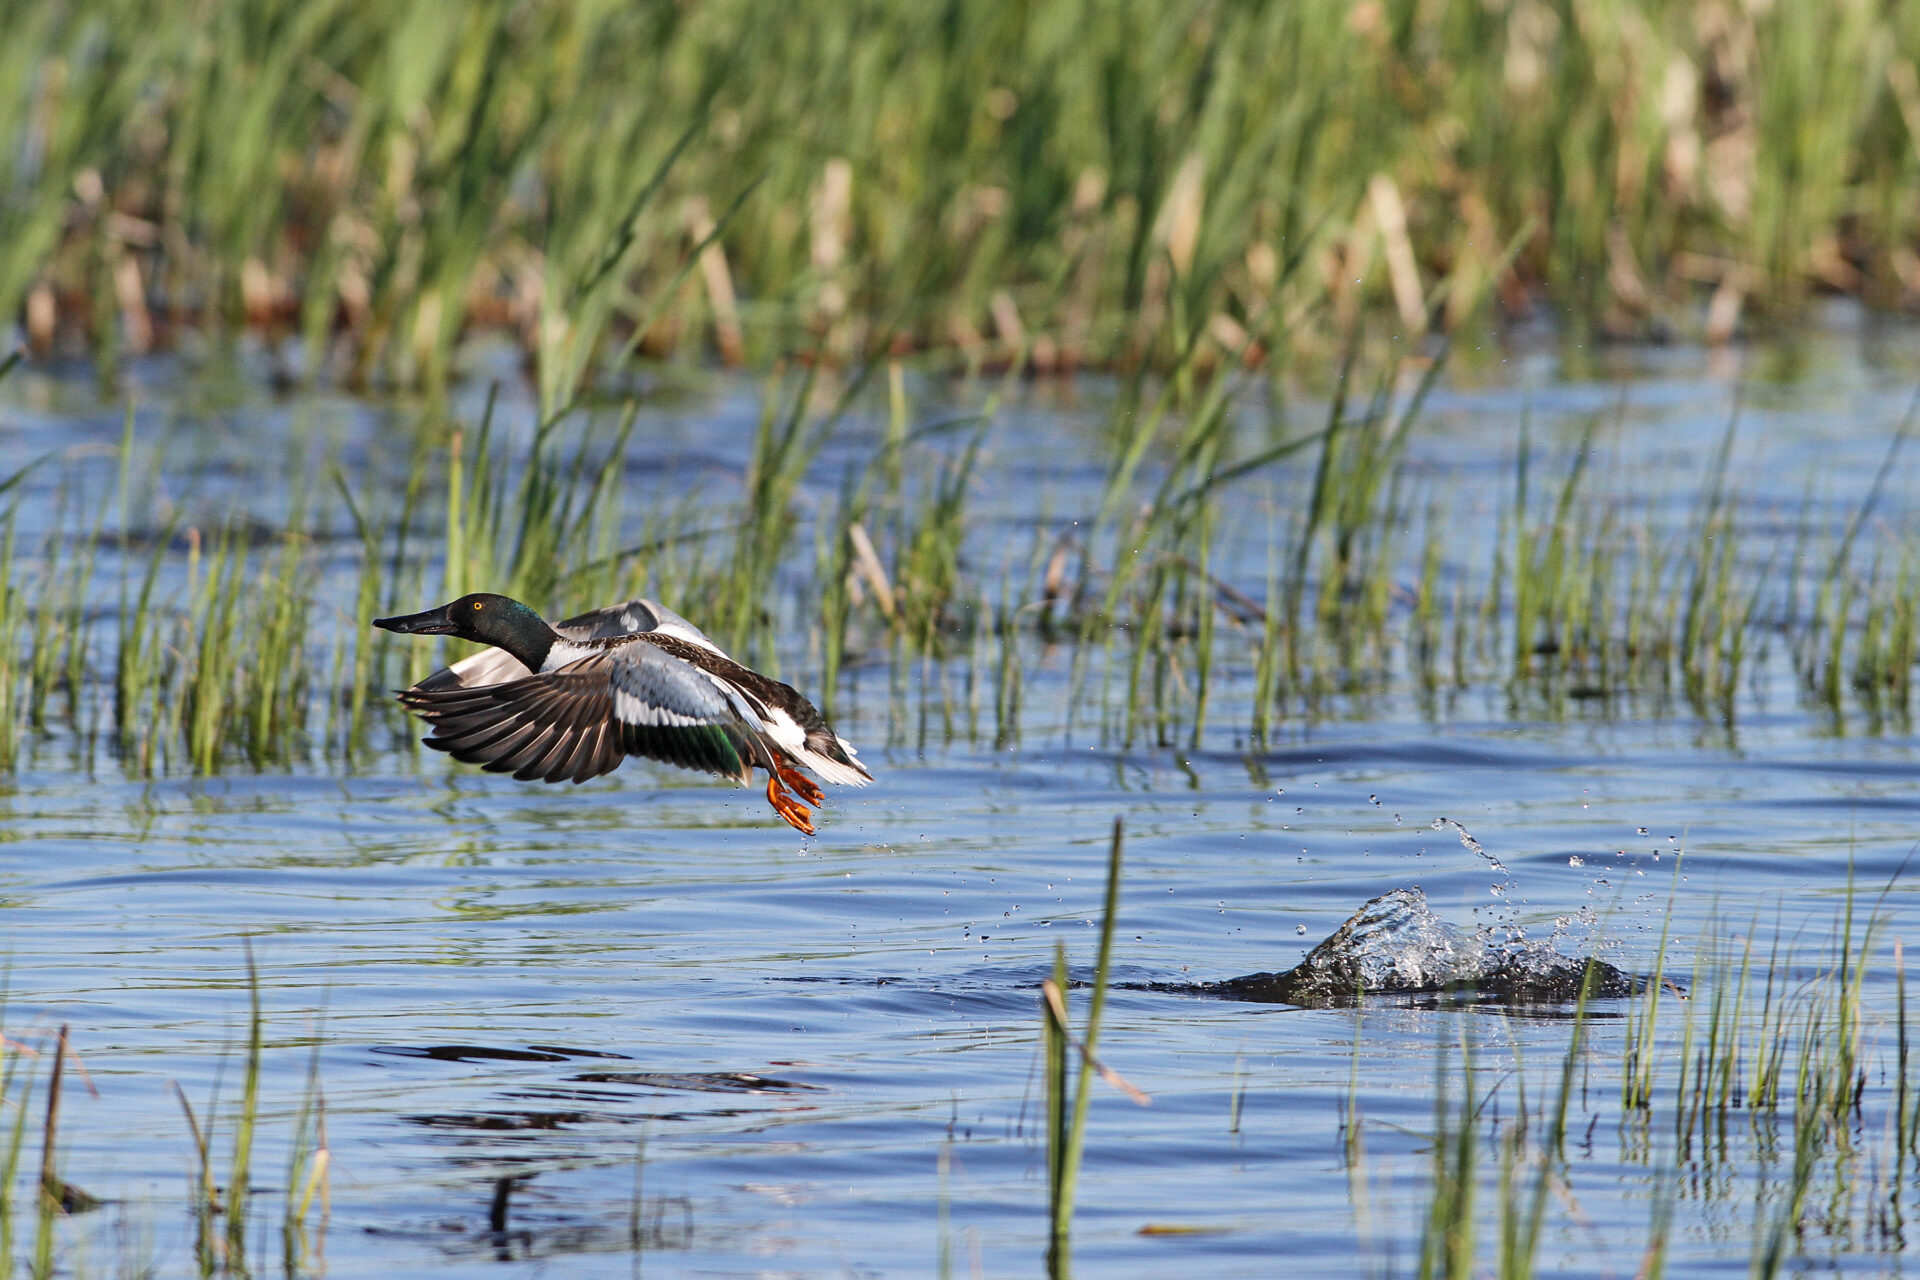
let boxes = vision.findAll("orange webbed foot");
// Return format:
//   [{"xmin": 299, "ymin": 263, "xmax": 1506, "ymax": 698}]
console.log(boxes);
[
  {"xmin": 775, "ymin": 760, "xmax": 825, "ymax": 807},
  {"xmin": 765, "ymin": 773, "xmax": 816, "ymax": 835}
]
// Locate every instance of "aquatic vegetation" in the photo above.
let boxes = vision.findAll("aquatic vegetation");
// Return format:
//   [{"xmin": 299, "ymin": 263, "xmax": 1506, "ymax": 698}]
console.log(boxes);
[
  {"xmin": 7, "ymin": 0, "xmax": 1920, "ymax": 389},
  {"xmin": 1324, "ymin": 890, "xmax": 1912, "ymax": 1278},
  {"xmin": 1, "ymin": 353, "xmax": 1920, "ymax": 773},
  {"xmin": 0, "ymin": 955, "xmax": 327, "ymax": 1280},
  {"xmin": 1041, "ymin": 818, "xmax": 1143, "ymax": 1278}
]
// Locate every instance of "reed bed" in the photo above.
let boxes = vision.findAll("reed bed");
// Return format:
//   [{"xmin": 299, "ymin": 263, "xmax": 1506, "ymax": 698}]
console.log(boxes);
[{"xmin": 6, "ymin": 0, "xmax": 1920, "ymax": 392}]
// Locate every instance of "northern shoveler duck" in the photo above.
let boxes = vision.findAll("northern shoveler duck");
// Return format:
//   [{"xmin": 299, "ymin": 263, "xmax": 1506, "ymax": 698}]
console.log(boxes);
[{"xmin": 373, "ymin": 594, "xmax": 870, "ymax": 834}]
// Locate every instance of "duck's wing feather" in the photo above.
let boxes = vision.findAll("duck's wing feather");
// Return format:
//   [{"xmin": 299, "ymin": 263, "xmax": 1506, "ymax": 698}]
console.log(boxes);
[
  {"xmin": 636, "ymin": 632, "xmax": 873, "ymax": 787},
  {"xmin": 398, "ymin": 644, "xmax": 765, "ymax": 785},
  {"xmin": 553, "ymin": 599, "xmax": 666, "ymax": 641},
  {"xmin": 559, "ymin": 597, "xmax": 728, "ymax": 656}
]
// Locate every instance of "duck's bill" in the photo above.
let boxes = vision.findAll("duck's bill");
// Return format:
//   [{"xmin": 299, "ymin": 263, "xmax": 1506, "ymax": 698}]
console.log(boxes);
[{"xmin": 373, "ymin": 604, "xmax": 458, "ymax": 635}]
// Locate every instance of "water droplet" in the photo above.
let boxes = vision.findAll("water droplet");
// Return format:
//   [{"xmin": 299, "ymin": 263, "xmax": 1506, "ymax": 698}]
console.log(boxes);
[
  {"xmin": 1568, "ymin": 855, "xmax": 1584, "ymax": 867},
  {"xmin": 1295, "ymin": 924, "xmax": 1308, "ymax": 935},
  {"xmin": 1369, "ymin": 794, "xmax": 1380, "ymax": 805},
  {"xmin": 1636, "ymin": 827, "xmax": 1648, "ymax": 836}
]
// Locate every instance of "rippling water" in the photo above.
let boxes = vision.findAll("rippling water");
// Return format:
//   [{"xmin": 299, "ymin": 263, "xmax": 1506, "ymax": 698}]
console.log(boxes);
[{"xmin": 5, "ymin": 322, "xmax": 1920, "ymax": 1276}]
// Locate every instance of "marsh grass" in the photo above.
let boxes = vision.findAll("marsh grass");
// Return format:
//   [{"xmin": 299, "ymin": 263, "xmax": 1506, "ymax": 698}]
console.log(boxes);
[
  {"xmin": 1368, "ymin": 866, "xmax": 1920, "ymax": 1279},
  {"xmin": 3, "ymin": 358, "xmax": 1920, "ymax": 774},
  {"xmin": 1040, "ymin": 817, "xmax": 1145, "ymax": 1278},
  {"xmin": 10, "ymin": 0, "xmax": 1920, "ymax": 388}
]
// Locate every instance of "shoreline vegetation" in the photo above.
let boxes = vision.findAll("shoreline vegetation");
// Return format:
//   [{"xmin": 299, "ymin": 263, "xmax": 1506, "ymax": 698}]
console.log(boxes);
[{"xmin": 4, "ymin": 0, "xmax": 1920, "ymax": 399}]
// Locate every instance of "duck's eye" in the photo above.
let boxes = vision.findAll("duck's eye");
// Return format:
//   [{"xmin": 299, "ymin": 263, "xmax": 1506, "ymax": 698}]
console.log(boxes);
[{"xmin": 473, "ymin": 602, "xmax": 484, "ymax": 611}]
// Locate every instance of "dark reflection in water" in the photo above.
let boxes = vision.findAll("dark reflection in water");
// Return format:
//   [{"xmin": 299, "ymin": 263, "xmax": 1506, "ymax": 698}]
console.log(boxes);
[{"xmin": 367, "ymin": 1170, "xmax": 695, "ymax": 1263}]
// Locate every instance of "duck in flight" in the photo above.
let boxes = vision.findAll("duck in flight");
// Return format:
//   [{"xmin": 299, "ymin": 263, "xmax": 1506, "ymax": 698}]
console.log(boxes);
[{"xmin": 374, "ymin": 594, "xmax": 870, "ymax": 833}]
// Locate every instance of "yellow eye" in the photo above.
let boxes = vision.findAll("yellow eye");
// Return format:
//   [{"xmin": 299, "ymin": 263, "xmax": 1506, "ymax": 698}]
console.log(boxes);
[{"xmin": 473, "ymin": 602, "xmax": 484, "ymax": 611}]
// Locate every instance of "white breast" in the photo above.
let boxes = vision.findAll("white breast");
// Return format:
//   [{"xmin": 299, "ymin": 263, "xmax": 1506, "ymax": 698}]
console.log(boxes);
[{"xmin": 540, "ymin": 639, "xmax": 602, "ymax": 672}]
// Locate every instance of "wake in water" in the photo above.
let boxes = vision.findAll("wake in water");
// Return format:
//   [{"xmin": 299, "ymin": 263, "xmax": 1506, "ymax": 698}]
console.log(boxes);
[{"xmin": 1179, "ymin": 887, "xmax": 1642, "ymax": 1007}]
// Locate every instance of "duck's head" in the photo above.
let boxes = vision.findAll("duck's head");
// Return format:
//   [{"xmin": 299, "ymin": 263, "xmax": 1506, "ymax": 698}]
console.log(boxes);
[{"xmin": 375, "ymin": 593, "xmax": 556, "ymax": 668}]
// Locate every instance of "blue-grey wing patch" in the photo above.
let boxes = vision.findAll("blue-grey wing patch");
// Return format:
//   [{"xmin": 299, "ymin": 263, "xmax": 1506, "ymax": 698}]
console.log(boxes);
[
  {"xmin": 556, "ymin": 597, "xmax": 726, "ymax": 654},
  {"xmin": 554, "ymin": 598, "xmax": 663, "ymax": 642},
  {"xmin": 397, "ymin": 645, "xmax": 760, "ymax": 785}
]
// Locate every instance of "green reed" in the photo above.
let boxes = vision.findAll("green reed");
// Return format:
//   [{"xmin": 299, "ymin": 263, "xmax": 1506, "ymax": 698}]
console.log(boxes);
[
  {"xmin": 441, "ymin": 394, "xmax": 642, "ymax": 615},
  {"xmin": 13, "ymin": 0, "xmax": 1920, "ymax": 386},
  {"xmin": 1417, "ymin": 1033, "xmax": 1478, "ymax": 1280},
  {"xmin": 0, "ymin": 1014, "xmax": 34, "ymax": 1277},
  {"xmin": 0, "ymin": 522, "xmax": 22, "ymax": 775},
  {"xmin": 151, "ymin": 947, "xmax": 328, "ymax": 1279},
  {"xmin": 1041, "ymin": 817, "xmax": 1143, "ymax": 1279},
  {"xmin": 712, "ymin": 366, "xmax": 838, "ymax": 664},
  {"xmin": 1383, "ymin": 886, "xmax": 1913, "ymax": 1280}
]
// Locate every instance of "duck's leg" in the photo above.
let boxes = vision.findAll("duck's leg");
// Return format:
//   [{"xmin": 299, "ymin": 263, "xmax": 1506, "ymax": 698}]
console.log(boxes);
[
  {"xmin": 774, "ymin": 759, "xmax": 824, "ymax": 807},
  {"xmin": 765, "ymin": 772, "xmax": 816, "ymax": 835}
]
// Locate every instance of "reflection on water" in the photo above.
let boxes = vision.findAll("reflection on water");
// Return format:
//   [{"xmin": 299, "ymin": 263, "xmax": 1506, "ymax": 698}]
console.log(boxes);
[{"xmin": 3, "ymin": 333, "xmax": 1920, "ymax": 1276}]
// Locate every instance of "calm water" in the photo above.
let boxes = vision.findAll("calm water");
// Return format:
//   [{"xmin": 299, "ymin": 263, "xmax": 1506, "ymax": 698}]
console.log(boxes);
[{"xmin": 6, "ymin": 320, "xmax": 1920, "ymax": 1276}]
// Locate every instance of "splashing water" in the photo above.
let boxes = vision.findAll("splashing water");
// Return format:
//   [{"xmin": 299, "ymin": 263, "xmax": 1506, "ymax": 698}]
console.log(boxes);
[
  {"xmin": 1432, "ymin": 817, "xmax": 1517, "ymax": 912},
  {"xmin": 1198, "ymin": 889, "xmax": 1640, "ymax": 1006},
  {"xmin": 1431, "ymin": 816, "xmax": 1501, "ymax": 873}
]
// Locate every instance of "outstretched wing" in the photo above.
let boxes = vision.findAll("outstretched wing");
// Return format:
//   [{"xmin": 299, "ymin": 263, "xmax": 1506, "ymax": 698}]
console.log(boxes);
[
  {"xmin": 399, "ymin": 644, "xmax": 767, "ymax": 785},
  {"xmin": 637, "ymin": 632, "xmax": 874, "ymax": 788}
]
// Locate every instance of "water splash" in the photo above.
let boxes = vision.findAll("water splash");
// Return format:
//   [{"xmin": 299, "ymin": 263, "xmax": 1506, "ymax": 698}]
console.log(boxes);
[
  {"xmin": 1432, "ymin": 817, "xmax": 1502, "ymax": 873},
  {"xmin": 1197, "ymin": 888, "xmax": 1640, "ymax": 1006}
]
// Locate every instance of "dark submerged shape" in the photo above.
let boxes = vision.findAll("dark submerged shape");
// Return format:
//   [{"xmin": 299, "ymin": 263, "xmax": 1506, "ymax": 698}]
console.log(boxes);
[{"xmin": 1154, "ymin": 889, "xmax": 1645, "ymax": 1008}]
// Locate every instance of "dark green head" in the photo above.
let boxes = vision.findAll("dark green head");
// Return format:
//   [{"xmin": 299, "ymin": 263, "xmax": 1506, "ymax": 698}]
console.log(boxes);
[{"xmin": 374, "ymin": 593, "xmax": 556, "ymax": 670}]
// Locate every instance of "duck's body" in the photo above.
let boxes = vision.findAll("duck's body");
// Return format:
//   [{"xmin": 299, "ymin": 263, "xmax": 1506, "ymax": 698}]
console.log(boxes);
[{"xmin": 374, "ymin": 594, "xmax": 869, "ymax": 833}]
